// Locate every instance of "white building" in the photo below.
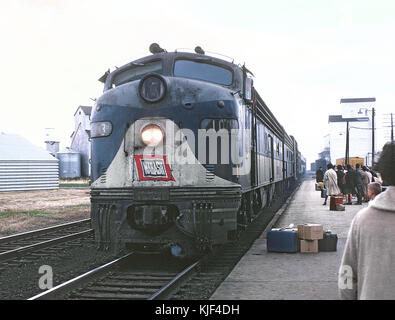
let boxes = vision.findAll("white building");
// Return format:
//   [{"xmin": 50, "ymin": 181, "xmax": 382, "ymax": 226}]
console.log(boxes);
[{"xmin": 70, "ymin": 106, "xmax": 91, "ymax": 177}]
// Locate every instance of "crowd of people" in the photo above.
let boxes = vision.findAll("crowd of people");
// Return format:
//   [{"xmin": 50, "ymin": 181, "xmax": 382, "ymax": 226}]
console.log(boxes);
[
  {"xmin": 338, "ymin": 142, "xmax": 395, "ymax": 300},
  {"xmin": 315, "ymin": 162, "xmax": 382, "ymax": 205},
  {"xmin": 314, "ymin": 142, "xmax": 395, "ymax": 299}
]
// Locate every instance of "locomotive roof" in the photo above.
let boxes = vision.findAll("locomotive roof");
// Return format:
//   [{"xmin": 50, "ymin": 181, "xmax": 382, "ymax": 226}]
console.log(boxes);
[
  {"xmin": 124, "ymin": 51, "xmax": 240, "ymax": 72},
  {"xmin": 101, "ymin": 51, "xmax": 244, "ymax": 90}
]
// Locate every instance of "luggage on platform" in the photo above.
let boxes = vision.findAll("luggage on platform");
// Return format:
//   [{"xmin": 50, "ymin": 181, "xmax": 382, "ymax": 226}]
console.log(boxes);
[
  {"xmin": 300, "ymin": 239, "xmax": 318, "ymax": 253},
  {"xmin": 330, "ymin": 196, "xmax": 344, "ymax": 211},
  {"xmin": 297, "ymin": 224, "xmax": 323, "ymax": 240},
  {"xmin": 318, "ymin": 231, "xmax": 338, "ymax": 251},
  {"xmin": 267, "ymin": 229, "xmax": 299, "ymax": 253}
]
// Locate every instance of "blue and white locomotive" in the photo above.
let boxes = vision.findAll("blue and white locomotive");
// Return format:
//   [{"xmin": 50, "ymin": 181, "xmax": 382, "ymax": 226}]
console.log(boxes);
[{"xmin": 90, "ymin": 44, "xmax": 305, "ymax": 257}]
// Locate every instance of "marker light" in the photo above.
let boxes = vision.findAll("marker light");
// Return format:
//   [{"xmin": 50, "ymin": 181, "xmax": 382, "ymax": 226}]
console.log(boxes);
[
  {"xmin": 141, "ymin": 124, "xmax": 164, "ymax": 146},
  {"xmin": 91, "ymin": 121, "xmax": 112, "ymax": 138}
]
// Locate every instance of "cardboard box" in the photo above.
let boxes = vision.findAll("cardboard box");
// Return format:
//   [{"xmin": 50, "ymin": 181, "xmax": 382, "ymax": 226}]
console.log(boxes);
[
  {"xmin": 297, "ymin": 224, "xmax": 323, "ymax": 240},
  {"xmin": 300, "ymin": 239, "xmax": 318, "ymax": 253}
]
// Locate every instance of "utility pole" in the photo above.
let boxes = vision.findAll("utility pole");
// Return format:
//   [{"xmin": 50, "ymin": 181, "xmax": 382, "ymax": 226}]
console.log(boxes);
[
  {"xmin": 372, "ymin": 107, "xmax": 375, "ymax": 166},
  {"xmin": 345, "ymin": 121, "xmax": 349, "ymax": 166}
]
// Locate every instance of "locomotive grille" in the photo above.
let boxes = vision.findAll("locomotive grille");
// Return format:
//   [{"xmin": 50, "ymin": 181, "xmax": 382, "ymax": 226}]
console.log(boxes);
[
  {"xmin": 100, "ymin": 168, "xmax": 107, "ymax": 184},
  {"xmin": 204, "ymin": 164, "xmax": 215, "ymax": 181}
]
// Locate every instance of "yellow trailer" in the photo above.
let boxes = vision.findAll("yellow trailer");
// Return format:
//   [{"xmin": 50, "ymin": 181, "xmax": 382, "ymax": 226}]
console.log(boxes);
[{"xmin": 336, "ymin": 157, "xmax": 365, "ymax": 168}]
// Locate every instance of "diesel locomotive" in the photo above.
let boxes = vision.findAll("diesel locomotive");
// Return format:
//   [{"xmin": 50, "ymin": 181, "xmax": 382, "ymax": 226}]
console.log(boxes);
[{"xmin": 90, "ymin": 43, "xmax": 305, "ymax": 257}]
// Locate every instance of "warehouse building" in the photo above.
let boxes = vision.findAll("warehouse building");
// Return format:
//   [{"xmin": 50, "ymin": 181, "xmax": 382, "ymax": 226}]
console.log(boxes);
[{"xmin": 0, "ymin": 133, "xmax": 59, "ymax": 192}]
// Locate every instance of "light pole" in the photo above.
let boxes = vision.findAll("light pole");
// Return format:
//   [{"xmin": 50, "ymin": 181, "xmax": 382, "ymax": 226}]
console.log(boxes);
[
  {"xmin": 345, "ymin": 121, "xmax": 349, "ymax": 166},
  {"xmin": 357, "ymin": 107, "xmax": 375, "ymax": 166}
]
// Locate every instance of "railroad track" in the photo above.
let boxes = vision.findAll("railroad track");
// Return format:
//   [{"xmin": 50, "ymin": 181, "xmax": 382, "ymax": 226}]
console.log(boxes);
[
  {"xmin": 27, "ymin": 183, "xmax": 299, "ymax": 301},
  {"xmin": 0, "ymin": 219, "xmax": 93, "ymax": 264},
  {"xmin": 29, "ymin": 253, "xmax": 200, "ymax": 300},
  {"xmin": 170, "ymin": 183, "xmax": 299, "ymax": 299}
]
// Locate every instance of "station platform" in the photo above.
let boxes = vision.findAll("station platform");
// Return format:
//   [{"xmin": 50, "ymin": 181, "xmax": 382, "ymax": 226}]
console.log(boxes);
[{"xmin": 210, "ymin": 179, "xmax": 368, "ymax": 300}]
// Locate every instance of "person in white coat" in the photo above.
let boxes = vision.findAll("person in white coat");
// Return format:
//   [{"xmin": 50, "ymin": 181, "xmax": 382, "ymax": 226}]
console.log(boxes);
[{"xmin": 322, "ymin": 163, "xmax": 340, "ymax": 205}]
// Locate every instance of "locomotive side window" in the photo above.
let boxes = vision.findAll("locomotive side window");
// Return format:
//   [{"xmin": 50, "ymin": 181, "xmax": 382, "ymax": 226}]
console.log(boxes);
[
  {"xmin": 200, "ymin": 119, "xmax": 238, "ymax": 130},
  {"xmin": 112, "ymin": 60, "xmax": 163, "ymax": 87},
  {"xmin": 174, "ymin": 60, "xmax": 233, "ymax": 86}
]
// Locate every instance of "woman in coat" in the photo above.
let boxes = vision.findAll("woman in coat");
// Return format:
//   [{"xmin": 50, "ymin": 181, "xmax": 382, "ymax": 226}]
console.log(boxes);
[{"xmin": 322, "ymin": 163, "xmax": 340, "ymax": 205}]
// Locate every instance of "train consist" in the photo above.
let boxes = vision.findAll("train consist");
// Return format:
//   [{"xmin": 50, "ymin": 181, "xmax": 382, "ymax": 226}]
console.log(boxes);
[{"xmin": 90, "ymin": 44, "xmax": 305, "ymax": 257}]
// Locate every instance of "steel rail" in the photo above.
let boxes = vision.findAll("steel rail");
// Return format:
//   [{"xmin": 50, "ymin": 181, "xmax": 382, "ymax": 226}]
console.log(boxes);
[
  {"xmin": 0, "ymin": 229, "xmax": 93, "ymax": 263},
  {"xmin": 0, "ymin": 218, "xmax": 91, "ymax": 245},
  {"xmin": 148, "ymin": 260, "xmax": 201, "ymax": 300},
  {"xmin": 28, "ymin": 252, "xmax": 134, "ymax": 300}
]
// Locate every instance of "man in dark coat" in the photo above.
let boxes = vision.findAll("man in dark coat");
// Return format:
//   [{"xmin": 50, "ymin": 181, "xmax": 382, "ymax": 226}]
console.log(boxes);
[
  {"xmin": 354, "ymin": 164, "xmax": 364, "ymax": 205},
  {"xmin": 316, "ymin": 167, "xmax": 324, "ymax": 183},
  {"xmin": 336, "ymin": 165, "xmax": 346, "ymax": 195},
  {"xmin": 344, "ymin": 165, "xmax": 355, "ymax": 205}
]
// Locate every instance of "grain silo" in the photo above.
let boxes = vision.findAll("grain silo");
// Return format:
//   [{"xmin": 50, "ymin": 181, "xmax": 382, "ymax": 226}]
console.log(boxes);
[{"xmin": 0, "ymin": 133, "xmax": 59, "ymax": 192}]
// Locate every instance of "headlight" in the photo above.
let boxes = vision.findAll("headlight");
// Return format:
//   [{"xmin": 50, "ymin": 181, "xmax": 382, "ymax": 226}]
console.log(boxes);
[
  {"xmin": 139, "ymin": 74, "xmax": 166, "ymax": 103},
  {"xmin": 141, "ymin": 124, "xmax": 164, "ymax": 146},
  {"xmin": 91, "ymin": 121, "xmax": 112, "ymax": 138}
]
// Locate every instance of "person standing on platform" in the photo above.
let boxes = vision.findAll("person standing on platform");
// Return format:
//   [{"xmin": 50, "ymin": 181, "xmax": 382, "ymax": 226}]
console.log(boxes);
[
  {"xmin": 367, "ymin": 182, "xmax": 382, "ymax": 200},
  {"xmin": 322, "ymin": 163, "xmax": 340, "ymax": 205},
  {"xmin": 344, "ymin": 164, "xmax": 355, "ymax": 205},
  {"xmin": 354, "ymin": 164, "xmax": 364, "ymax": 205},
  {"xmin": 316, "ymin": 167, "xmax": 324, "ymax": 183},
  {"xmin": 336, "ymin": 165, "xmax": 346, "ymax": 195},
  {"xmin": 338, "ymin": 142, "xmax": 395, "ymax": 300},
  {"xmin": 361, "ymin": 166, "xmax": 371, "ymax": 202}
]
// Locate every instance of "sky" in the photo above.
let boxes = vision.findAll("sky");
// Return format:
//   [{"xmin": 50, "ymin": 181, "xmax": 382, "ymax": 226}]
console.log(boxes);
[{"xmin": 1, "ymin": 0, "xmax": 395, "ymax": 167}]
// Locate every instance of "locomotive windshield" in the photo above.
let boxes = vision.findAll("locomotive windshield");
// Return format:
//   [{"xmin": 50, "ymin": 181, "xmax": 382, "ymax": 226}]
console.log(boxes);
[
  {"xmin": 112, "ymin": 60, "xmax": 163, "ymax": 87},
  {"xmin": 174, "ymin": 59, "xmax": 233, "ymax": 86}
]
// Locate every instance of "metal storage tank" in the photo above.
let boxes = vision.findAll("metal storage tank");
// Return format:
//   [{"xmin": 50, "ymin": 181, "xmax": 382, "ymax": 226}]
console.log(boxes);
[{"xmin": 56, "ymin": 148, "xmax": 81, "ymax": 178}]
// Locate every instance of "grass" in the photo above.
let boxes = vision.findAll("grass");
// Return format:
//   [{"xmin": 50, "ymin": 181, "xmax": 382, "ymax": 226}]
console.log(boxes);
[
  {"xmin": 0, "ymin": 204, "xmax": 91, "ymax": 219},
  {"xmin": 0, "ymin": 210, "xmax": 52, "ymax": 218},
  {"xmin": 59, "ymin": 183, "xmax": 90, "ymax": 188},
  {"xmin": 59, "ymin": 178, "xmax": 90, "ymax": 188},
  {"xmin": 66, "ymin": 204, "xmax": 91, "ymax": 208}
]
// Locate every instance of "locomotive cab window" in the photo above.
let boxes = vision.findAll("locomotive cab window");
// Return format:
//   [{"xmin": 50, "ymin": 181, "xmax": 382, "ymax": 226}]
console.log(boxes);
[
  {"xmin": 112, "ymin": 60, "xmax": 163, "ymax": 87},
  {"xmin": 174, "ymin": 59, "xmax": 233, "ymax": 86}
]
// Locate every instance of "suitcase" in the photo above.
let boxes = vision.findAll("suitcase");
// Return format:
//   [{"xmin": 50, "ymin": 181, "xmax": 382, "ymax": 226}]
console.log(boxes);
[
  {"xmin": 330, "ymin": 196, "xmax": 344, "ymax": 211},
  {"xmin": 318, "ymin": 232, "xmax": 338, "ymax": 251},
  {"xmin": 267, "ymin": 229, "xmax": 299, "ymax": 253}
]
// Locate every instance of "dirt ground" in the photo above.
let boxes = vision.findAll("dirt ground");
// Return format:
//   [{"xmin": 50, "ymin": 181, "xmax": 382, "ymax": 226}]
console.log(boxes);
[{"xmin": 0, "ymin": 188, "xmax": 91, "ymax": 237}]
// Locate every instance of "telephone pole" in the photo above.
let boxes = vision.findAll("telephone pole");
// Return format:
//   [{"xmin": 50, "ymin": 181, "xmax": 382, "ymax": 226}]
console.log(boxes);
[{"xmin": 372, "ymin": 107, "xmax": 375, "ymax": 166}]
